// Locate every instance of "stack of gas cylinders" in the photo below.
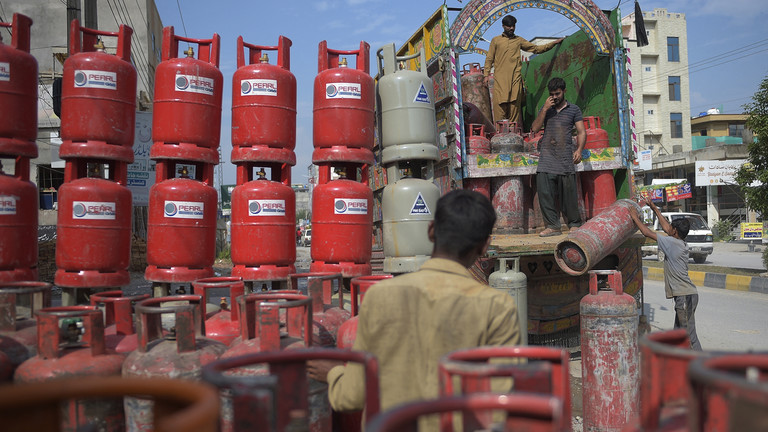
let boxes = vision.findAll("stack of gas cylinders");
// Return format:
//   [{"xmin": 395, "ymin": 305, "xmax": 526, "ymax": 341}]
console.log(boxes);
[
  {"xmin": 376, "ymin": 44, "xmax": 440, "ymax": 274},
  {"xmin": 309, "ymin": 41, "xmax": 374, "ymax": 282},
  {"xmin": 0, "ymin": 13, "xmax": 38, "ymax": 284},
  {"xmin": 55, "ymin": 20, "xmax": 136, "ymax": 304},
  {"xmin": 144, "ymin": 26, "xmax": 222, "ymax": 295},
  {"xmin": 229, "ymin": 36, "xmax": 297, "ymax": 291}
]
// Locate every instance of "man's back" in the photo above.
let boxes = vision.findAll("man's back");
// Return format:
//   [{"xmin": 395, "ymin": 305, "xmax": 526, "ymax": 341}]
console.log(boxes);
[{"xmin": 327, "ymin": 258, "xmax": 520, "ymax": 412}]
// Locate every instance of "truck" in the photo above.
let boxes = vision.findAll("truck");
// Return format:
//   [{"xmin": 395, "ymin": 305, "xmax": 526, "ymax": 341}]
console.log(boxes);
[{"xmin": 372, "ymin": 2, "xmax": 643, "ymax": 347}]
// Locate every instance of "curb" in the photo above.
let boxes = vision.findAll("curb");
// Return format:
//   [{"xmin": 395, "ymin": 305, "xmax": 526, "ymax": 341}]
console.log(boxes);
[{"xmin": 643, "ymin": 267, "xmax": 768, "ymax": 295}]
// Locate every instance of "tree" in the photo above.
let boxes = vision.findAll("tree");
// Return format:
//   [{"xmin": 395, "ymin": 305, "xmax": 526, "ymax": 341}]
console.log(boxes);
[{"xmin": 735, "ymin": 76, "xmax": 768, "ymax": 217}]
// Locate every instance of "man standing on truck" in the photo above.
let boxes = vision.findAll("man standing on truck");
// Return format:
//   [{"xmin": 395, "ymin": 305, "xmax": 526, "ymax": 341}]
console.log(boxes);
[
  {"xmin": 483, "ymin": 14, "xmax": 563, "ymax": 124},
  {"xmin": 531, "ymin": 77, "xmax": 586, "ymax": 237},
  {"xmin": 630, "ymin": 199, "xmax": 702, "ymax": 351},
  {"xmin": 307, "ymin": 190, "xmax": 521, "ymax": 426}
]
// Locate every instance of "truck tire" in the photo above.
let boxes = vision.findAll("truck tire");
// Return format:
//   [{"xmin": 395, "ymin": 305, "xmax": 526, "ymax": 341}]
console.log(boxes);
[{"xmin": 693, "ymin": 254, "xmax": 706, "ymax": 264}]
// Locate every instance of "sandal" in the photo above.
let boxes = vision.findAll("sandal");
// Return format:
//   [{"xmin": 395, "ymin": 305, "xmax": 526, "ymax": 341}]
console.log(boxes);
[{"xmin": 539, "ymin": 228, "xmax": 562, "ymax": 237}]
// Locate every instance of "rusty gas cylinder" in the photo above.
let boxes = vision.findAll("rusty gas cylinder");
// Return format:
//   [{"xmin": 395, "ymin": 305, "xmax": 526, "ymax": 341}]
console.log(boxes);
[
  {"xmin": 90, "ymin": 290, "xmax": 150, "ymax": 354},
  {"xmin": 0, "ymin": 281, "xmax": 52, "ymax": 372},
  {"xmin": 192, "ymin": 276, "xmax": 246, "ymax": 345},
  {"xmin": 288, "ymin": 272, "xmax": 350, "ymax": 347}
]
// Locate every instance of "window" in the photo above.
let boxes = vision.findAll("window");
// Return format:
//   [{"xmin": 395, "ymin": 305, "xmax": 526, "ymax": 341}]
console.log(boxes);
[
  {"xmin": 729, "ymin": 124, "xmax": 745, "ymax": 137},
  {"xmin": 667, "ymin": 37, "xmax": 680, "ymax": 62},
  {"xmin": 647, "ymin": 109, "xmax": 654, "ymax": 115},
  {"xmin": 700, "ymin": 129, "xmax": 707, "ymax": 136},
  {"xmin": 670, "ymin": 113, "xmax": 683, "ymax": 138},
  {"xmin": 645, "ymin": 66, "xmax": 652, "ymax": 72},
  {"xmin": 668, "ymin": 76, "xmax": 681, "ymax": 101}
]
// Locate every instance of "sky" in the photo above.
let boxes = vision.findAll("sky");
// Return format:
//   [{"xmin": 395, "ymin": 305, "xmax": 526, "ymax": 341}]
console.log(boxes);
[{"xmin": 154, "ymin": 0, "xmax": 768, "ymax": 188}]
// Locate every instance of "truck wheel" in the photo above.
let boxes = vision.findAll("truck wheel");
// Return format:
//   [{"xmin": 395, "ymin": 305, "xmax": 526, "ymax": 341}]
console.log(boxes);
[
  {"xmin": 657, "ymin": 250, "xmax": 665, "ymax": 262},
  {"xmin": 693, "ymin": 254, "xmax": 706, "ymax": 264}
]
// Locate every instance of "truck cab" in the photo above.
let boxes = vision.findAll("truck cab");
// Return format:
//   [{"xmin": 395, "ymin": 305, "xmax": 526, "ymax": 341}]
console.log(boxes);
[{"xmin": 642, "ymin": 212, "xmax": 714, "ymax": 263}]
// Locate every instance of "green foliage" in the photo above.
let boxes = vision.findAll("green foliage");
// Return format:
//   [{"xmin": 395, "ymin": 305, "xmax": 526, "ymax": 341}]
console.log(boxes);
[
  {"xmin": 712, "ymin": 219, "xmax": 734, "ymax": 242},
  {"xmin": 735, "ymin": 76, "xmax": 768, "ymax": 217},
  {"xmin": 296, "ymin": 209, "xmax": 310, "ymax": 223},
  {"xmin": 217, "ymin": 246, "xmax": 231, "ymax": 260}
]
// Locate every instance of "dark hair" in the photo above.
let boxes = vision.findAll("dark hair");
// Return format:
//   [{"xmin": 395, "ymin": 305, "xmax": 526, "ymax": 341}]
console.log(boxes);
[
  {"xmin": 671, "ymin": 218, "xmax": 689, "ymax": 240},
  {"xmin": 433, "ymin": 190, "xmax": 496, "ymax": 259},
  {"xmin": 501, "ymin": 15, "xmax": 517, "ymax": 27},
  {"xmin": 547, "ymin": 77, "xmax": 566, "ymax": 92}
]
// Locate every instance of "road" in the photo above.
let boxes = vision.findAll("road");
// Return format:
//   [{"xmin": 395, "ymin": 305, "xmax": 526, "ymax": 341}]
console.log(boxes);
[
  {"xmin": 641, "ymin": 278, "xmax": 768, "ymax": 352},
  {"xmin": 643, "ymin": 240, "xmax": 766, "ymax": 271}
]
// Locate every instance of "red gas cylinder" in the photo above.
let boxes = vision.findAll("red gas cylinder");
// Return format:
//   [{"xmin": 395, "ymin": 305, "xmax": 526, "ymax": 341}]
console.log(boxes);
[
  {"xmin": 688, "ymin": 353, "xmax": 768, "ymax": 431},
  {"xmin": 438, "ymin": 346, "xmax": 571, "ymax": 431},
  {"xmin": 337, "ymin": 275, "xmax": 391, "ymax": 349},
  {"xmin": 312, "ymin": 41, "xmax": 374, "ymax": 165},
  {"xmin": 90, "ymin": 290, "xmax": 150, "ymax": 354},
  {"xmin": 152, "ymin": 26, "xmax": 222, "ymax": 164},
  {"xmin": 192, "ymin": 276, "xmax": 246, "ymax": 346},
  {"xmin": 583, "ymin": 116, "xmax": 609, "ymax": 149},
  {"xmin": 490, "ymin": 120, "xmax": 524, "ymax": 153},
  {"xmin": 310, "ymin": 166, "xmax": 373, "ymax": 277},
  {"xmin": 231, "ymin": 35, "xmax": 296, "ymax": 164},
  {"xmin": 460, "ymin": 63, "xmax": 493, "ymax": 124},
  {"xmin": 122, "ymin": 295, "xmax": 228, "ymax": 431},
  {"xmin": 638, "ymin": 329, "xmax": 707, "ymax": 432},
  {"xmin": 0, "ymin": 282, "xmax": 51, "ymax": 371},
  {"xmin": 204, "ymin": 348, "xmax": 381, "ymax": 432},
  {"xmin": 554, "ymin": 199, "xmax": 641, "ymax": 276},
  {"xmin": 55, "ymin": 160, "xmax": 132, "ymax": 288},
  {"xmin": 465, "ymin": 124, "xmax": 492, "ymax": 198},
  {"xmin": 289, "ymin": 272, "xmax": 350, "ymax": 347},
  {"xmin": 580, "ymin": 116, "xmax": 616, "ymax": 220},
  {"xmin": 231, "ymin": 167, "xmax": 296, "ymax": 282},
  {"xmin": 145, "ymin": 161, "xmax": 217, "ymax": 283},
  {"xmin": 491, "ymin": 175, "xmax": 524, "ymax": 234},
  {"xmin": 524, "ymin": 130, "xmax": 543, "ymax": 153},
  {"xmin": 0, "ymin": 14, "xmax": 38, "ymax": 158},
  {"xmin": 0, "ymin": 157, "xmax": 38, "ymax": 282},
  {"xmin": 60, "ymin": 19, "xmax": 137, "ymax": 163},
  {"xmin": 0, "ymin": 350, "xmax": 10, "ymax": 381},
  {"xmin": 14, "ymin": 306, "xmax": 126, "ymax": 431},
  {"xmin": 580, "ymin": 270, "xmax": 639, "ymax": 431}
]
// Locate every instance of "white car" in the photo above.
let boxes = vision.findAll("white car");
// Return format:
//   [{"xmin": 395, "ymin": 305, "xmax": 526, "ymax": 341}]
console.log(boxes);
[
  {"xmin": 641, "ymin": 212, "xmax": 714, "ymax": 263},
  {"xmin": 301, "ymin": 229, "xmax": 311, "ymax": 247}
]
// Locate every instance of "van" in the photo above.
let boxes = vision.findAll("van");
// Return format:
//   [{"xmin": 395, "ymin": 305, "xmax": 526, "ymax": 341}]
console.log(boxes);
[
  {"xmin": 301, "ymin": 228, "xmax": 311, "ymax": 247},
  {"xmin": 641, "ymin": 212, "xmax": 714, "ymax": 263}
]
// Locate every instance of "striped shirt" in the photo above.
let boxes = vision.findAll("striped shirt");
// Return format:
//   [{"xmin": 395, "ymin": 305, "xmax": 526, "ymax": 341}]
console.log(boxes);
[{"xmin": 536, "ymin": 101, "xmax": 583, "ymax": 174}]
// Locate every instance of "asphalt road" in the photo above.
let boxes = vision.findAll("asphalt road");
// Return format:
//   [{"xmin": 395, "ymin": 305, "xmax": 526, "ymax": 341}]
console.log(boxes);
[
  {"xmin": 643, "ymin": 240, "xmax": 766, "ymax": 271},
  {"xmin": 641, "ymin": 278, "xmax": 768, "ymax": 352}
]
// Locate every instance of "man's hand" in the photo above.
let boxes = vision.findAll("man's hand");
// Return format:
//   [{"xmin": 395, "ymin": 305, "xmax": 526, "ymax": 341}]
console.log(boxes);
[
  {"xmin": 483, "ymin": 75, "xmax": 491, "ymax": 87},
  {"xmin": 307, "ymin": 359, "xmax": 345, "ymax": 383},
  {"xmin": 543, "ymin": 96, "xmax": 556, "ymax": 111},
  {"xmin": 572, "ymin": 149, "xmax": 583, "ymax": 164}
]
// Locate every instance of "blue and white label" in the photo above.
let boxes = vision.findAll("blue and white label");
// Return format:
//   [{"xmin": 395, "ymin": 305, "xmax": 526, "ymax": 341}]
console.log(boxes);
[
  {"xmin": 248, "ymin": 199, "xmax": 285, "ymax": 216},
  {"xmin": 175, "ymin": 74, "xmax": 215, "ymax": 95},
  {"xmin": 334, "ymin": 198, "xmax": 368, "ymax": 215},
  {"xmin": 164, "ymin": 200, "xmax": 204, "ymax": 219},
  {"xmin": 74, "ymin": 70, "xmax": 117, "ymax": 90},
  {"xmin": 409, "ymin": 192, "xmax": 431, "ymax": 215},
  {"xmin": 240, "ymin": 79, "xmax": 278, "ymax": 96},
  {"xmin": 413, "ymin": 82, "xmax": 431, "ymax": 104},
  {"xmin": 0, "ymin": 62, "xmax": 9, "ymax": 81},
  {"xmin": 0, "ymin": 195, "xmax": 17, "ymax": 215},
  {"xmin": 326, "ymin": 82, "xmax": 361, "ymax": 99},
  {"xmin": 72, "ymin": 201, "xmax": 116, "ymax": 220}
]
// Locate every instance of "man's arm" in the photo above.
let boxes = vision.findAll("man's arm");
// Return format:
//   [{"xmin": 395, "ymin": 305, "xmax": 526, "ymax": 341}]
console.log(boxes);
[
  {"xmin": 631, "ymin": 206, "xmax": 657, "ymax": 241},
  {"xmin": 531, "ymin": 97, "xmax": 555, "ymax": 133},
  {"xmin": 647, "ymin": 199, "xmax": 674, "ymax": 236},
  {"xmin": 572, "ymin": 120, "xmax": 586, "ymax": 164},
  {"xmin": 520, "ymin": 37, "xmax": 564, "ymax": 54},
  {"xmin": 483, "ymin": 38, "xmax": 497, "ymax": 86}
]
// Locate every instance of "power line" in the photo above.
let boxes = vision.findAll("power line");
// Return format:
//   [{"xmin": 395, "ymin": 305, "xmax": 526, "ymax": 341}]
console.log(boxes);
[
  {"xmin": 104, "ymin": 0, "xmax": 151, "ymax": 94},
  {"xmin": 176, "ymin": 0, "xmax": 189, "ymax": 38}
]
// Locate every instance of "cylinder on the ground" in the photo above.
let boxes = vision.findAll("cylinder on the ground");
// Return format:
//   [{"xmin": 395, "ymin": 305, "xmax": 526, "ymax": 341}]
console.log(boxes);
[{"xmin": 554, "ymin": 199, "xmax": 641, "ymax": 276}]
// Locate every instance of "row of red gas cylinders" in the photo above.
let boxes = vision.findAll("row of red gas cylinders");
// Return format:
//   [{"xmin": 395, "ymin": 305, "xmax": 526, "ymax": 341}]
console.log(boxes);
[
  {"xmin": 0, "ymin": 14, "xmax": 39, "ymax": 283},
  {"xmin": 463, "ymin": 116, "xmax": 616, "ymax": 232},
  {"xmin": 310, "ymin": 42, "xmax": 374, "ymax": 280}
]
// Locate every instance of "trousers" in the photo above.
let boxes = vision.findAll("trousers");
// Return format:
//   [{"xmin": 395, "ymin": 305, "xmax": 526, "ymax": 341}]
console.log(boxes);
[
  {"xmin": 673, "ymin": 293, "xmax": 702, "ymax": 351},
  {"xmin": 536, "ymin": 172, "xmax": 581, "ymax": 230}
]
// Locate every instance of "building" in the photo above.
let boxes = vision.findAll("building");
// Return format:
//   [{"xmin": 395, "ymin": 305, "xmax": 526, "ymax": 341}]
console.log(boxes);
[
  {"xmin": 622, "ymin": 8, "xmax": 692, "ymax": 157},
  {"xmin": 1, "ymin": 0, "xmax": 163, "ymax": 208},
  {"xmin": 691, "ymin": 113, "xmax": 751, "ymax": 147}
]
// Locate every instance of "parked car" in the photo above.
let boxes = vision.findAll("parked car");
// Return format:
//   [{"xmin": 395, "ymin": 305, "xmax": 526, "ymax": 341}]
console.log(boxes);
[
  {"xmin": 641, "ymin": 212, "xmax": 714, "ymax": 263},
  {"xmin": 301, "ymin": 228, "xmax": 311, "ymax": 247}
]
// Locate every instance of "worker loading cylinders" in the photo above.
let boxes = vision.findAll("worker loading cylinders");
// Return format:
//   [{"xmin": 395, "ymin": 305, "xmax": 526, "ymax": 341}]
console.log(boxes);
[
  {"xmin": 231, "ymin": 35, "xmax": 296, "ymax": 164},
  {"xmin": 56, "ymin": 159, "xmax": 132, "ymax": 304},
  {"xmin": 313, "ymin": 40, "xmax": 375, "ymax": 165},
  {"xmin": 231, "ymin": 165, "xmax": 296, "ymax": 287},
  {"xmin": 60, "ymin": 20, "xmax": 137, "ymax": 162},
  {"xmin": 152, "ymin": 27, "xmax": 222, "ymax": 164},
  {"xmin": 0, "ymin": 13, "xmax": 38, "ymax": 158}
]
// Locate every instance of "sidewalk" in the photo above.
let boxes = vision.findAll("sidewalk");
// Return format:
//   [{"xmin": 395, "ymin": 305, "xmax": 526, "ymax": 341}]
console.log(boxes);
[{"xmin": 642, "ymin": 266, "xmax": 768, "ymax": 294}]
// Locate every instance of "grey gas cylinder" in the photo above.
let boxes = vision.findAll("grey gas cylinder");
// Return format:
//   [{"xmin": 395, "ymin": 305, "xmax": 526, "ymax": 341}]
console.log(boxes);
[
  {"xmin": 376, "ymin": 43, "xmax": 439, "ymax": 164},
  {"xmin": 382, "ymin": 177, "xmax": 439, "ymax": 274},
  {"xmin": 488, "ymin": 257, "xmax": 528, "ymax": 345}
]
